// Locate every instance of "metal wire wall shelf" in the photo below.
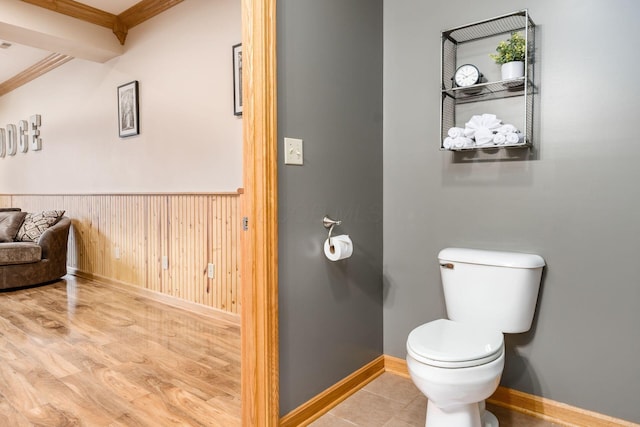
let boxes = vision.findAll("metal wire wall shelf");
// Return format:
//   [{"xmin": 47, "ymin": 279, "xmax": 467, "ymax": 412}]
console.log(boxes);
[{"xmin": 440, "ymin": 10, "xmax": 536, "ymax": 151}]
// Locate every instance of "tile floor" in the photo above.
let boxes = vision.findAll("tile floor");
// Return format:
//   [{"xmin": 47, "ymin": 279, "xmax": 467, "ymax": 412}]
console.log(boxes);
[{"xmin": 311, "ymin": 373, "xmax": 561, "ymax": 427}]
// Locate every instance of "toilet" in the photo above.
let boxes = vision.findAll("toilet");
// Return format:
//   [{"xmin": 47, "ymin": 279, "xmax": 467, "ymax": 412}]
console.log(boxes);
[{"xmin": 406, "ymin": 247, "xmax": 545, "ymax": 427}]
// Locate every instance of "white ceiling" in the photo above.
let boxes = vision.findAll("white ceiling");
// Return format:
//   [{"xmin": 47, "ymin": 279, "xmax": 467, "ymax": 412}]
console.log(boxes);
[
  {"xmin": 0, "ymin": 0, "xmax": 141, "ymax": 84},
  {"xmin": 79, "ymin": 0, "xmax": 140, "ymax": 15}
]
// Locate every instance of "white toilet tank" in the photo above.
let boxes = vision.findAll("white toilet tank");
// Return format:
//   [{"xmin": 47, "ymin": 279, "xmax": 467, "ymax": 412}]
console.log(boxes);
[{"xmin": 438, "ymin": 248, "xmax": 545, "ymax": 333}]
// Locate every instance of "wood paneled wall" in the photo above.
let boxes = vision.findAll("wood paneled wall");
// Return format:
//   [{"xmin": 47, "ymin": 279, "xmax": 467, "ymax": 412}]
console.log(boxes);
[{"xmin": 0, "ymin": 193, "xmax": 241, "ymax": 314}]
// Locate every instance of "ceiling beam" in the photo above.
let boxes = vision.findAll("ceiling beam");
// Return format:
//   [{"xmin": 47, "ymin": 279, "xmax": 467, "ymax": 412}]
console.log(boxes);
[
  {"xmin": 21, "ymin": 0, "xmax": 184, "ymax": 45},
  {"xmin": 0, "ymin": 0, "xmax": 123, "ymax": 61},
  {"xmin": 119, "ymin": 0, "xmax": 184, "ymax": 30},
  {"xmin": 21, "ymin": 0, "xmax": 117, "ymax": 29},
  {"xmin": 0, "ymin": 0, "xmax": 184, "ymax": 96},
  {"xmin": 0, "ymin": 53, "xmax": 72, "ymax": 96}
]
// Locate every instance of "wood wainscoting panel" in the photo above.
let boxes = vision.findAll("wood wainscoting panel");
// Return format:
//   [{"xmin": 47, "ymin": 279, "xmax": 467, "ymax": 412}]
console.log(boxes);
[{"xmin": 1, "ymin": 193, "xmax": 241, "ymax": 314}]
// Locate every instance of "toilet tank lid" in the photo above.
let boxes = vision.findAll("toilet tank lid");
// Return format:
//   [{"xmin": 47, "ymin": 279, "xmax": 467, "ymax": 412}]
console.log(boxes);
[{"xmin": 438, "ymin": 247, "xmax": 545, "ymax": 269}]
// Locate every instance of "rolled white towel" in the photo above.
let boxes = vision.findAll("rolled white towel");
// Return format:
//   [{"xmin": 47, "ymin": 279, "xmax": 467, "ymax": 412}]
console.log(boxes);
[
  {"xmin": 447, "ymin": 127, "xmax": 465, "ymax": 138},
  {"xmin": 453, "ymin": 136, "xmax": 473, "ymax": 149},
  {"xmin": 497, "ymin": 124, "xmax": 518, "ymax": 134},
  {"xmin": 493, "ymin": 133, "xmax": 507, "ymax": 145},
  {"xmin": 443, "ymin": 136, "xmax": 473, "ymax": 149},
  {"xmin": 506, "ymin": 132, "xmax": 524, "ymax": 144},
  {"xmin": 474, "ymin": 128, "xmax": 494, "ymax": 145}
]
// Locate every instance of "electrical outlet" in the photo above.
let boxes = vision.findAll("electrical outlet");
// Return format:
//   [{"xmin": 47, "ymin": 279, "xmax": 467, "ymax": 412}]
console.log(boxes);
[
  {"xmin": 114, "ymin": 247, "xmax": 120, "ymax": 259},
  {"xmin": 284, "ymin": 137, "xmax": 303, "ymax": 165},
  {"xmin": 162, "ymin": 256, "xmax": 169, "ymax": 270},
  {"xmin": 207, "ymin": 263, "xmax": 215, "ymax": 279}
]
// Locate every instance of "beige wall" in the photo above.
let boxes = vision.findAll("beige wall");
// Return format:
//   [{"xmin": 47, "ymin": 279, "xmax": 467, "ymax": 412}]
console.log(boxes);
[{"xmin": 0, "ymin": 0, "xmax": 242, "ymax": 193}]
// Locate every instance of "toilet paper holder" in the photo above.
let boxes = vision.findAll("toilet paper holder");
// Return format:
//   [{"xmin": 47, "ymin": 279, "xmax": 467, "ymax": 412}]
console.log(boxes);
[{"xmin": 323, "ymin": 215, "xmax": 342, "ymax": 245}]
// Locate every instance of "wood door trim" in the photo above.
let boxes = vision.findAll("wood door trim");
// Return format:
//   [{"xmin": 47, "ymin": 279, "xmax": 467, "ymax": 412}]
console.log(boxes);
[{"xmin": 241, "ymin": 0, "xmax": 279, "ymax": 425}]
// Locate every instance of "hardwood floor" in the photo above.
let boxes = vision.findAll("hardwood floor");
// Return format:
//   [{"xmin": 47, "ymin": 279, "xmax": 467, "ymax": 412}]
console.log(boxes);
[{"xmin": 0, "ymin": 275, "xmax": 241, "ymax": 426}]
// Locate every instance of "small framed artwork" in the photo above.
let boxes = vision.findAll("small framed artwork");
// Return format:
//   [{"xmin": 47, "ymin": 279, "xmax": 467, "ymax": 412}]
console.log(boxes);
[
  {"xmin": 232, "ymin": 43, "xmax": 243, "ymax": 116},
  {"xmin": 117, "ymin": 80, "xmax": 139, "ymax": 137}
]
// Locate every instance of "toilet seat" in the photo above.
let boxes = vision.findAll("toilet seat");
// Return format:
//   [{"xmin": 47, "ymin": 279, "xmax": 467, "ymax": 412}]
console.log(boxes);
[{"xmin": 407, "ymin": 319, "xmax": 503, "ymax": 368}]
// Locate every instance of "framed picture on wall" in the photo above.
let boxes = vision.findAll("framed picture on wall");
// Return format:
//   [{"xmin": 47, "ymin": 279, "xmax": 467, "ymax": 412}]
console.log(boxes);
[
  {"xmin": 117, "ymin": 80, "xmax": 139, "ymax": 137},
  {"xmin": 232, "ymin": 43, "xmax": 243, "ymax": 116}
]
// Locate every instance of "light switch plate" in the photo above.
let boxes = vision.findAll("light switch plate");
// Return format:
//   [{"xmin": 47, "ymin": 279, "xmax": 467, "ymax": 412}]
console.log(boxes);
[{"xmin": 284, "ymin": 137, "xmax": 303, "ymax": 165}]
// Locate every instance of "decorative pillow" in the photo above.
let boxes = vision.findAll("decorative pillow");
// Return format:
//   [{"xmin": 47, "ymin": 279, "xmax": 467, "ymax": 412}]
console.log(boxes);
[
  {"xmin": 16, "ymin": 210, "xmax": 65, "ymax": 243},
  {"xmin": 0, "ymin": 211, "xmax": 28, "ymax": 243}
]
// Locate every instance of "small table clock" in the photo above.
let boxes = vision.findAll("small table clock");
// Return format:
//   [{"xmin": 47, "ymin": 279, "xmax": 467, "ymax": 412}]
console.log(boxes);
[{"xmin": 453, "ymin": 64, "xmax": 483, "ymax": 87}]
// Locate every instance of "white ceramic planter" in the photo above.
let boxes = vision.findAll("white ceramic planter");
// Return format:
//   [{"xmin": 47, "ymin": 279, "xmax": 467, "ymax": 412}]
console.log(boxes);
[{"xmin": 501, "ymin": 61, "xmax": 524, "ymax": 80}]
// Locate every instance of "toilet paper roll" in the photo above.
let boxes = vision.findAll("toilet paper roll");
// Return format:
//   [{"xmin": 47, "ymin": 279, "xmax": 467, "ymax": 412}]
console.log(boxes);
[{"xmin": 324, "ymin": 235, "xmax": 353, "ymax": 261}]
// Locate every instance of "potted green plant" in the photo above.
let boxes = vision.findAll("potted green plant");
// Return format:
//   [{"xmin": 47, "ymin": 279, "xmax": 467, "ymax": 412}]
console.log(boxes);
[{"xmin": 490, "ymin": 32, "xmax": 526, "ymax": 80}]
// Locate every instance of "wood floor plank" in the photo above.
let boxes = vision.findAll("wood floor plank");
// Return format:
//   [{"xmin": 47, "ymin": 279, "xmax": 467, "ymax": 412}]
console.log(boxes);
[
  {"xmin": 0, "ymin": 362, "xmax": 47, "ymax": 413},
  {"xmin": 0, "ymin": 393, "xmax": 32, "ymax": 427},
  {"xmin": 0, "ymin": 275, "xmax": 241, "ymax": 425},
  {"xmin": 24, "ymin": 403, "xmax": 82, "ymax": 426},
  {"xmin": 129, "ymin": 392, "xmax": 203, "ymax": 426},
  {"xmin": 12, "ymin": 359, "xmax": 116, "ymax": 425}
]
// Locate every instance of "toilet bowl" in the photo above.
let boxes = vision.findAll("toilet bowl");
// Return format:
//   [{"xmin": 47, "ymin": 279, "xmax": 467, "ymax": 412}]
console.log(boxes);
[
  {"xmin": 406, "ymin": 248, "xmax": 545, "ymax": 427},
  {"xmin": 407, "ymin": 319, "xmax": 505, "ymax": 427}
]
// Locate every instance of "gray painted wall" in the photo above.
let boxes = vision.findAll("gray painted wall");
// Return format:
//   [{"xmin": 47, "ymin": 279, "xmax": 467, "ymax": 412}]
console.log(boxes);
[
  {"xmin": 384, "ymin": 0, "xmax": 640, "ymax": 423},
  {"xmin": 277, "ymin": 0, "xmax": 384, "ymax": 416}
]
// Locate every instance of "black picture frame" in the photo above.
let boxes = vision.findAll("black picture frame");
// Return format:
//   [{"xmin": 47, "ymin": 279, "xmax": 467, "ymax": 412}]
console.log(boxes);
[
  {"xmin": 232, "ymin": 43, "xmax": 243, "ymax": 116},
  {"xmin": 117, "ymin": 80, "xmax": 139, "ymax": 137}
]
